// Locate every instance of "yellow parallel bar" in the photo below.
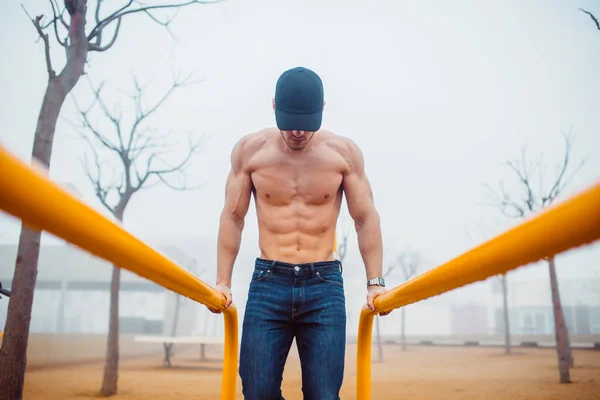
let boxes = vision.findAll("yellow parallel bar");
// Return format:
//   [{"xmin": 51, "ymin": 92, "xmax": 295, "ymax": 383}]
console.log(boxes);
[
  {"xmin": 221, "ymin": 307, "xmax": 239, "ymax": 399},
  {"xmin": 357, "ymin": 181, "xmax": 600, "ymax": 399},
  {"xmin": 0, "ymin": 145, "xmax": 238, "ymax": 399},
  {"xmin": 356, "ymin": 306, "xmax": 374, "ymax": 400},
  {"xmin": 375, "ymin": 181, "xmax": 600, "ymax": 314}
]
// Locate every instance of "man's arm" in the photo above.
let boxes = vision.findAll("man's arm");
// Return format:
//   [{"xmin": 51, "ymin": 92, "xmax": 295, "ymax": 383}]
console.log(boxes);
[
  {"xmin": 342, "ymin": 139, "xmax": 389, "ymax": 313},
  {"xmin": 213, "ymin": 137, "xmax": 253, "ymax": 310}
]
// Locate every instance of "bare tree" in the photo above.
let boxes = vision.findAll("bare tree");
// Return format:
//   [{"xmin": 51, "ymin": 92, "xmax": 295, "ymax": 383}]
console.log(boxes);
[
  {"xmin": 580, "ymin": 8, "xmax": 600, "ymax": 31},
  {"xmin": 484, "ymin": 131, "xmax": 585, "ymax": 383},
  {"xmin": 0, "ymin": 1, "xmax": 220, "ymax": 397},
  {"xmin": 73, "ymin": 73, "xmax": 207, "ymax": 396}
]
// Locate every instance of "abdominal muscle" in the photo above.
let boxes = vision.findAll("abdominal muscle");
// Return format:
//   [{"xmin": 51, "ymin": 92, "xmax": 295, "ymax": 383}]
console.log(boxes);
[{"xmin": 256, "ymin": 201, "xmax": 341, "ymax": 264}]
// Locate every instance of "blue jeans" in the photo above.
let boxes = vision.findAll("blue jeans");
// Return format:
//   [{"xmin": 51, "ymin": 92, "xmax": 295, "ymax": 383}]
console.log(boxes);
[{"xmin": 239, "ymin": 258, "xmax": 346, "ymax": 400}]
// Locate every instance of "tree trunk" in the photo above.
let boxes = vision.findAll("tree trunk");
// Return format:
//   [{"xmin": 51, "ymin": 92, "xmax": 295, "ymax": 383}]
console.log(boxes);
[
  {"xmin": 548, "ymin": 256, "xmax": 571, "ymax": 383},
  {"xmin": 566, "ymin": 325, "xmax": 574, "ymax": 368},
  {"xmin": 0, "ymin": 226, "xmax": 41, "ymax": 399},
  {"xmin": 101, "ymin": 210, "xmax": 124, "ymax": 397},
  {"xmin": 501, "ymin": 274, "xmax": 511, "ymax": 354},
  {"xmin": 375, "ymin": 315, "xmax": 383, "ymax": 362},
  {"xmin": 101, "ymin": 265, "xmax": 121, "ymax": 396},
  {"xmin": 0, "ymin": 76, "xmax": 72, "ymax": 399},
  {"xmin": 171, "ymin": 295, "xmax": 181, "ymax": 336},
  {"xmin": 0, "ymin": 5, "xmax": 88, "ymax": 397},
  {"xmin": 401, "ymin": 307, "xmax": 406, "ymax": 351}
]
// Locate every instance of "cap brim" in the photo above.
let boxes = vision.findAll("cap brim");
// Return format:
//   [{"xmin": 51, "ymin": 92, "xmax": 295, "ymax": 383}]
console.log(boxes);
[{"xmin": 275, "ymin": 109, "xmax": 322, "ymax": 132}]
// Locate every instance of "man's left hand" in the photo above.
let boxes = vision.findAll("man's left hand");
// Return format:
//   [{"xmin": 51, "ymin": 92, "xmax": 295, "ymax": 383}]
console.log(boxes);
[{"xmin": 367, "ymin": 285, "xmax": 392, "ymax": 316}]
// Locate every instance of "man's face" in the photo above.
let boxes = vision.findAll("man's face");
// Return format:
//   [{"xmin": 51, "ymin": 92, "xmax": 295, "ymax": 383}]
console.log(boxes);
[
  {"xmin": 279, "ymin": 130, "xmax": 315, "ymax": 150},
  {"xmin": 272, "ymin": 98, "xmax": 323, "ymax": 150}
]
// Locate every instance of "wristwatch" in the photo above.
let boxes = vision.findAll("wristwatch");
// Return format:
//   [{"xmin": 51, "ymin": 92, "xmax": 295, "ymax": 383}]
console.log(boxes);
[{"xmin": 367, "ymin": 276, "xmax": 385, "ymax": 287}]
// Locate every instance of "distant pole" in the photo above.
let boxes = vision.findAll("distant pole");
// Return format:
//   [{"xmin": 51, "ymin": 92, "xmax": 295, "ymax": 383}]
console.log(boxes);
[{"xmin": 501, "ymin": 274, "xmax": 511, "ymax": 354}]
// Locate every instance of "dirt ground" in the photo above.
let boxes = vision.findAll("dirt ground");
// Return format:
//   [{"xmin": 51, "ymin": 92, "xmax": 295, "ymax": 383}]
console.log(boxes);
[{"xmin": 24, "ymin": 344, "xmax": 600, "ymax": 399}]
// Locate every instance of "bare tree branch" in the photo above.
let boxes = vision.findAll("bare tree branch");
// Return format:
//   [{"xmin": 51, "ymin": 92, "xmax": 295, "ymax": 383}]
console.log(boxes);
[
  {"xmin": 130, "ymin": 128, "xmax": 174, "ymax": 157},
  {"xmin": 136, "ymin": 133, "xmax": 208, "ymax": 191},
  {"xmin": 580, "ymin": 8, "xmax": 600, "ymax": 30},
  {"xmin": 542, "ymin": 132, "xmax": 572, "ymax": 205},
  {"xmin": 95, "ymin": 0, "xmax": 103, "ymax": 25},
  {"xmin": 506, "ymin": 146, "xmax": 539, "ymax": 211},
  {"xmin": 127, "ymin": 71, "xmax": 201, "ymax": 150},
  {"xmin": 55, "ymin": 0, "xmax": 69, "ymax": 30},
  {"xmin": 78, "ymin": 130, "xmax": 117, "ymax": 215},
  {"xmin": 542, "ymin": 131, "xmax": 587, "ymax": 205},
  {"xmin": 72, "ymin": 87, "xmax": 121, "ymax": 153},
  {"xmin": 484, "ymin": 131, "xmax": 585, "ymax": 221},
  {"xmin": 142, "ymin": 7, "xmax": 179, "ymax": 40},
  {"xmin": 86, "ymin": 78, "xmax": 127, "ymax": 149},
  {"xmin": 76, "ymin": 73, "xmax": 207, "ymax": 216},
  {"xmin": 88, "ymin": 0, "xmax": 133, "ymax": 43},
  {"xmin": 46, "ymin": 0, "xmax": 68, "ymax": 48},
  {"xmin": 93, "ymin": 0, "xmax": 105, "ymax": 45},
  {"xmin": 87, "ymin": 0, "xmax": 224, "ymax": 52},
  {"xmin": 88, "ymin": 17, "xmax": 122, "ymax": 52},
  {"xmin": 482, "ymin": 181, "xmax": 526, "ymax": 219},
  {"xmin": 22, "ymin": 5, "xmax": 55, "ymax": 78}
]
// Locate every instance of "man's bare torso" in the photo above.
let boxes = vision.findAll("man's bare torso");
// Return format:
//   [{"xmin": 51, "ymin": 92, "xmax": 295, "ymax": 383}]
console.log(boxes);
[{"xmin": 242, "ymin": 128, "xmax": 351, "ymax": 264}]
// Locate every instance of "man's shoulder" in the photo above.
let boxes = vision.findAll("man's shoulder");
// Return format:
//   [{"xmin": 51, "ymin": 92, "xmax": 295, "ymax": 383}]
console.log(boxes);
[
  {"xmin": 319, "ymin": 130, "xmax": 361, "ymax": 157},
  {"xmin": 234, "ymin": 128, "xmax": 275, "ymax": 155},
  {"xmin": 318, "ymin": 130, "xmax": 365, "ymax": 174},
  {"xmin": 230, "ymin": 128, "xmax": 278, "ymax": 170}
]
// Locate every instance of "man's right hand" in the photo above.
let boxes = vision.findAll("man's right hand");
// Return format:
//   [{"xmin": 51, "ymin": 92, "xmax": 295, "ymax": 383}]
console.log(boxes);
[{"xmin": 207, "ymin": 283, "xmax": 233, "ymax": 314}]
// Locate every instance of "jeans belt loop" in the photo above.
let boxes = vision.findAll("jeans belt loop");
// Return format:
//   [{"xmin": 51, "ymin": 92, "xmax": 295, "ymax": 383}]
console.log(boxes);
[{"xmin": 309, "ymin": 263, "xmax": 315, "ymax": 276}]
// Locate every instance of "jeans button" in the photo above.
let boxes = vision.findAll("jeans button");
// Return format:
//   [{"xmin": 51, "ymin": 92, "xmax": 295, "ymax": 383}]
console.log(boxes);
[{"xmin": 294, "ymin": 266, "xmax": 300, "ymax": 272}]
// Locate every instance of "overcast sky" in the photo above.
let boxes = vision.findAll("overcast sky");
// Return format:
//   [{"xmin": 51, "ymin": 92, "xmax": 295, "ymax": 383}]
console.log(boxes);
[{"xmin": 1, "ymin": 0, "xmax": 599, "ymax": 297}]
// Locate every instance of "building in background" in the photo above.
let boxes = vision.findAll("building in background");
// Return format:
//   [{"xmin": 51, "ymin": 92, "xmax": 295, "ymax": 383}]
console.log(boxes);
[
  {"xmin": 496, "ymin": 277, "xmax": 600, "ymax": 336},
  {"xmin": 0, "ymin": 243, "xmax": 199, "ymax": 336}
]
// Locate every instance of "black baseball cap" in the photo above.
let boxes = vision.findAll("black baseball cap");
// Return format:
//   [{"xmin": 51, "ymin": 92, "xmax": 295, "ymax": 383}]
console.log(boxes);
[{"xmin": 274, "ymin": 67, "xmax": 324, "ymax": 132}]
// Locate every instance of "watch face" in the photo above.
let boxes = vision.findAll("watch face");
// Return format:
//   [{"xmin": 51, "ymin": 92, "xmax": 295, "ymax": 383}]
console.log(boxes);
[{"xmin": 368, "ymin": 277, "xmax": 385, "ymax": 287}]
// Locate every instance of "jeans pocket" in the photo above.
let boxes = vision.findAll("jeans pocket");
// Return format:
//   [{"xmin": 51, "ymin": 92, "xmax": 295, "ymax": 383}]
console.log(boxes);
[
  {"xmin": 250, "ymin": 269, "xmax": 270, "ymax": 283},
  {"xmin": 317, "ymin": 271, "xmax": 344, "ymax": 287}
]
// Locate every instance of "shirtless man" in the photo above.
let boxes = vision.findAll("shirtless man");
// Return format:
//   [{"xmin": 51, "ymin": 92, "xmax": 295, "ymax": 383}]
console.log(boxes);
[{"xmin": 211, "ymin": 66, "xmax": 389, "ymax": 399}]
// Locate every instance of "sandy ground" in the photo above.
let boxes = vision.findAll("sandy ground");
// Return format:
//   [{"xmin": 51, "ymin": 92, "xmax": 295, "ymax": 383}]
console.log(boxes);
[{"xmin": 24, "ymin": 344, "xmax": 600, "ymax": 399}]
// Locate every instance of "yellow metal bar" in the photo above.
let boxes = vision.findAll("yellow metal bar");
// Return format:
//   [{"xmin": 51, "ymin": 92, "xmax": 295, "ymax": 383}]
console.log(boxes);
[
  {"xmin": 0, "ymin": 145, "xmax": 238, "ymax": 399},
  {"xmin": 356, "ymin": 181, "xmax": 600, "ymax": 399},
  {"xmin": 356, "ymin": 306, "xmax": 374, "ymax": 400},
  {"xmin": 221, "ymin": 306, "xmax": 239, "ymax": 399},
  {"xmin": 375, "ymin": 181, "xmax": 600, "ymax": 314},
  {"xmin": 0, "ymin": 145, "xmax": 224, "ymax": 310}
]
